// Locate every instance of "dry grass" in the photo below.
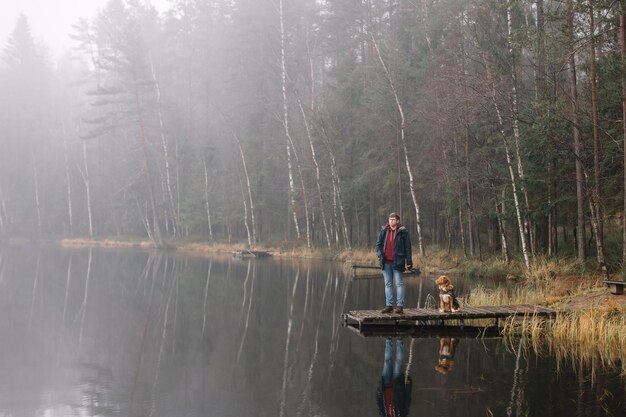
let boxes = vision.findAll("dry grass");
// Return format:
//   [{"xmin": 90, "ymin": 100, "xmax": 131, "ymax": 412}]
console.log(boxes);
[
  {"xmin": 460, "ymin": 284, "xmax": 548, "ymax": 307},
  {"xmin": 463, "ymin": 279, "xmax": 626, "ymax": 375},
  {"xmin": 60, "ymin": 238, "xmax": 155, "ymax": 248},
  {"xmin": 502, "ymin": 306, "xmax": 626, "ymax": 375}
]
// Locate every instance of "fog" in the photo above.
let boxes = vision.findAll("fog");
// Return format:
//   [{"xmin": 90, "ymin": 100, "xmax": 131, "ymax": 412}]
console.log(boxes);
[{"xmin": 1, "ymin": 0, "xmax": 625, "ymax": 258}]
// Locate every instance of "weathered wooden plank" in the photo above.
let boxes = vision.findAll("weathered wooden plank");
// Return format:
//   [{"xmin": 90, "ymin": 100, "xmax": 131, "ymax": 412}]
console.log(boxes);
[
  {"xmin": 344, "ymin": 304, "xmax": 556, "ymax": 326},
  {"xmin": 604, "ymin": 280, "xmax": 625, "ymax": 295},
  {"xmin": 345, "ymin": 323, "xmax": 503, "ymax": 338}
]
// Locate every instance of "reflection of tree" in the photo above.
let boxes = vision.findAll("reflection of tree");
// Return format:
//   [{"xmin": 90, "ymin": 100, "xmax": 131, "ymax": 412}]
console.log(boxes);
[
  {"xmin": 78, "ymin": 248, "xmax": 93, "ymax": 352},
  {"xmin": 506, "ymin": 339, "xmax": 526, "ymax": 417},
  {"xmin": 57, "ymin": 251, "xmax": 73, "ymax": 365},
  {"xmin": 201, "ymin": 260, "xmax": 212, "ymax": 338},
  {"xmin": 238, "ymin": 262, "xmax": 256, "ymax": 362},
  {"xmin": 279, "ymin": 266, "xmax": 300, "ymax": 417},
  {"xmin": 297, "ymin": 271, "xmax": 332, "ymax": 417},
  {"xmin": 27, "ymin": 249, "xmax": 41, "ymax": 329}
]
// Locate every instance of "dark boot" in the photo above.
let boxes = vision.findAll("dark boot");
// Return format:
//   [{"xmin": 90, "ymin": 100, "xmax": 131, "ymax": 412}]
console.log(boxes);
[
  {"xmin": 394, "ymin": 306, "xmax": 404, "ymax": 314},
  {"xmin": 381, "ymin": 306, "xmax": 393, "ymax": 314}
]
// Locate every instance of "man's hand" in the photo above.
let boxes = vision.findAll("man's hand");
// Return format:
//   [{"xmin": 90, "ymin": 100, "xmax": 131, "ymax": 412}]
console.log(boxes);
[{"xmin": 405, "ymin": 264, "xmax": 412, "ymax": 271}]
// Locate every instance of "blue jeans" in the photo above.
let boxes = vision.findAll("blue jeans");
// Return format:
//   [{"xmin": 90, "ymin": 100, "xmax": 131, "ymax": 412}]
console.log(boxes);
[
  {"xmin": 382, "ymin": 338, "xmax": 405, "ymax": 385},
  {"xmin": 383, "ymin": 263, "xmax": 404, "ymax": 307}
]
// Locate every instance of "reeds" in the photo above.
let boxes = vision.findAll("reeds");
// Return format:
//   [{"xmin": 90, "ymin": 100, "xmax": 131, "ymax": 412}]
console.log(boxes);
[{"xmin": 464, "ymin": 283, "xmax": 626, "ymax": 375}]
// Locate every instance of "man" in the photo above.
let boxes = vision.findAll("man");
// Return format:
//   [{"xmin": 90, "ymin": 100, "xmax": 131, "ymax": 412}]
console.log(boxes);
[{"xmin": 375, "ymin": 212, "xmax": 412, "ymax": 314}]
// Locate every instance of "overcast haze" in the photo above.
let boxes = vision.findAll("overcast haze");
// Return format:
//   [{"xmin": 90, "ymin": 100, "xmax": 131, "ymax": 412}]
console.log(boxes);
[{"xmin": 0, "ymin": 0, "xmax": 168, "ymax": 57}]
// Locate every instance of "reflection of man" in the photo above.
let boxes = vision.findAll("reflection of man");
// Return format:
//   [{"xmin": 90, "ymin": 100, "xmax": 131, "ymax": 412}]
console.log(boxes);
[
  {"xmin": 435, "ymin": 337, "xmax": 458, "ymax": 374},
  {"xmin": 375, "ymin": 212, "xmax": 413, "ymax": 314},
  {"xmin": 376, "ymin": 338, "xmax": 412, "ymax": 417}
]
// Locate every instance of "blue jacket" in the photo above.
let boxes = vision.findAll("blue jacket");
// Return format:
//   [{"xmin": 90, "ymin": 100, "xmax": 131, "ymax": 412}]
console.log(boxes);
[{"xmin": 375, "ymin": 225, "xmax": 413, "ymax": 271}]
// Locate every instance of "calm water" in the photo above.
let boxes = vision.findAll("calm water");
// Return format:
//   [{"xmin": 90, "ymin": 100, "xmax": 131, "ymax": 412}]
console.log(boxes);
[{"xmin": 0, "ymin": 245, "xmax": 623, "ymax": 417}]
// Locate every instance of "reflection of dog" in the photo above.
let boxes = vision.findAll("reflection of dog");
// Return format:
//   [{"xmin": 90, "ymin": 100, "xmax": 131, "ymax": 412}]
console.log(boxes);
[
  {"xmin": 435, "ymin": 275, "xmax": 460, "ymax": 313},
  {"xmin": 435, "ymin": 337, "xmax": 458, "ymax": 374}
]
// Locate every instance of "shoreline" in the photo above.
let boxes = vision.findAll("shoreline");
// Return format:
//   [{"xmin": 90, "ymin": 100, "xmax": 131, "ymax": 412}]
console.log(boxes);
[{"xmin": 5, "ymin": 237, "xmax": 624, "ymax": 310}]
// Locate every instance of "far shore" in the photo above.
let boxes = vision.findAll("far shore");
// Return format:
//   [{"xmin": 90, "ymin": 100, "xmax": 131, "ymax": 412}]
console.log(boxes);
[{"xmin": 3, "ymin": 236, "xmax": 623, "ymax": 312}]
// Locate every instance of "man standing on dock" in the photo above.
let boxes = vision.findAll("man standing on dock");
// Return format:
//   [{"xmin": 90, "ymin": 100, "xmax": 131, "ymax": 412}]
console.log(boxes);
[{"xmin": 376, "ymin": 212, "xmax": 412, "ymax": 314}]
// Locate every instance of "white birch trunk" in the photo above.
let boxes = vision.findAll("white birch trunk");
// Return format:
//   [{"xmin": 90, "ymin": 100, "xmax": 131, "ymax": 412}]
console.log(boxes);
[
  {"xmin": 203, "ymin": 160, "xmax": 214, "ymax": 241},
  {"xmin": 149, "ymin": 54, "xmax": 178, "ymax": 236},
  {"xmin": 507, "ymin": 3, "xmax": 534, "ymax": 255},
  {"xmin": 498, "ymin": 190, "xmax": 510, "ymax": 263},
  {"xmin": 78, "ymin": 139, "xmax": 94, "ymax": 237},
  {"xmin": 370, "ymin": 33, "xmax": 425, "ymax": 256},
  {"xmin": 62, "ymin": 122, "xmax": 73, "ymax": 235},
  {"xmin": 132, "ymin": 77, "xmax": 162, "ymax": 245},
  {"xmin": 297, "ymin": 96, "xmax": 331, "ymax": 248},
  {"xmin": 331, "ymin": 178, "xmax": 340, "ymax": 245},
  {"xmin": 485, "ymin": 55, "xmax": 531, "ymax": 269},
  {"xmin": 0, "ymin": 185, "xmax": 5, "ymax": 233},
  {"xmin": 233, "ymin": 132, "xmax": 256, "ymax": 245},
  {"xmin": 278, "ymin": 0, "xmax": 301, "ymax": 240},
  {"xmin": 239, "ymin": 177, "xmax": 252, "ymax": 248},
  {"xmin": 32, "ymin": 152, "xmax": 42, "ymax": 237},
  {"xmin": 328, "ymin": 146, "xmax": 351, "ymax": 251}
]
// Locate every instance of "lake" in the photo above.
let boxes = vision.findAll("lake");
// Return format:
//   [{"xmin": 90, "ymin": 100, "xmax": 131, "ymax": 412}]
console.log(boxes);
[{"xmin": 0, "ymin": 246, "xmax": 623, "ymax": 416}]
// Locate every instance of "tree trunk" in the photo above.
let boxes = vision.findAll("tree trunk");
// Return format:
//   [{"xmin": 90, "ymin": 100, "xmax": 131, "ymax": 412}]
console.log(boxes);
[
  {"xmin": 370, "ymin": 32, "xmax": 425, "ymax": 256},
  {"xmin": 497, "ymin": 191, "xmax": 510, "ymax": 264},
  {"xmin": 62, "ymin": 122, "xmax": 73, "ymax": 235},
  {"xmin": 32, "ymin": 152, "xmax": 42, "ymax": 237},
  {"xmin": 459, "ymin": 4, "xmax": 474, "ymax": 257},
  {"xmin": 328, "ymin": 143, "xmax": 351, "ymax": 251},
  {"xmin": 507, "ymin": 2, "xmax": 534, "ymax": 256},
  {"xmin": 484, "ymin": 53, "xmax": 531, "ymax": 269},
  {"xmin": 296, "ymin": 95, "xmax": 331, "ymax": 249},
  {"xmin": 566, "ymin": 0, "xmax": 586, "ymax": 261},
  {"xmin": 132, "ymin": 77, "xmax": 162, "ymax": 246},
  {"xmin": 582, "ymin": 168, "xmax": 608, "ymax": 279},
  {"xmin": 233, "ymin": 132, "xmax": 256, "ymax": 246},
  {"xmin": 621, "ymin": 1, "xmax": 626, "ymax": 267},
  {"xmin": 149, "ymin": 54, "xmax": 178, "ymax": 237},
  {"xmin": 78, "ymin": 139, "xmax": 94, "ymax": 237},
  {"xmin": 589, "ymin": 0, "xmax": 603, "ymax": 263},
  {"xmin": 278, "ymin": 0, "xmax": 301, "ymax": 241},
  {"xmin": 0, "ymin": 185, "xmax": 6, "ymax": 233},
  {"xmin": 203, "ymin": 160, "xmax": 213, "ymax": 241}
]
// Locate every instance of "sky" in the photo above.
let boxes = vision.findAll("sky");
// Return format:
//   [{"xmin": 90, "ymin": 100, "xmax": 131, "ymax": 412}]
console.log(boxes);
[{"xmin": 0, "ymin": 0, "xmax": 169, "ymax": 59}]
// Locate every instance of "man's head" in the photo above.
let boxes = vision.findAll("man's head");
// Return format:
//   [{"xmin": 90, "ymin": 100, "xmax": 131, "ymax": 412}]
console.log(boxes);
[{"xmin": 388, "ymin": 212, "xmax": 400, "ymax": 229}]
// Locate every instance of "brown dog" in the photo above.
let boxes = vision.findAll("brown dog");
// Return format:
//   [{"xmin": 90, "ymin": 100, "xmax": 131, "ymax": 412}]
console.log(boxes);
[{"xmin": 435, "ymin": 275, "xmax": 460, "ymax": 313}]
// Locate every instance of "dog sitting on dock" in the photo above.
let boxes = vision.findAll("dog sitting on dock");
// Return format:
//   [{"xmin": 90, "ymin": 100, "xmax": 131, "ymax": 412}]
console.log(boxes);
[{"xmin": 435, "ymin": 275, "xmax": 460, "ymax": 313}]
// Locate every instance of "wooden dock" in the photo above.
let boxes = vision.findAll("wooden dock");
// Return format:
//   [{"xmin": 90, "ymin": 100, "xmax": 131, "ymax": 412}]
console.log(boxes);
[
  {"xmin": 344, "ymin": 323, "xmax": 503, "ymax": 338},
  {"xmin": 231, "ymin": 250, "xmax": 272, "ymax": 258},
  {"xmin": 342, "ymin": 304, "xmax": 556, "ymax": 330},
  {"xmin": 604, "ymin": 280, "xmax": 625, "ymax": 295}
]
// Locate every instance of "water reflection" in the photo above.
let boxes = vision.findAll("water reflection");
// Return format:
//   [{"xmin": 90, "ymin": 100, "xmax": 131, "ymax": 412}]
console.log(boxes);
[
  {"xmin": 377, "ymin": 338, "xmax": 412, "ymax": 417},
  {"xmin": 434, "ymin": 337, "xmax": 458, "ymax": 375},
  {"xmin": 0, "ymin": 245, "xmax": 622, "ymax": 417}
]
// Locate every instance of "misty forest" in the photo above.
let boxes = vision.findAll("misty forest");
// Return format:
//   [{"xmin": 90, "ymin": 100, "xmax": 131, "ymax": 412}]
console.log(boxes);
[{"xmin": 2, "ymin": 0, "xmax": 626, "ymax": 270}]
